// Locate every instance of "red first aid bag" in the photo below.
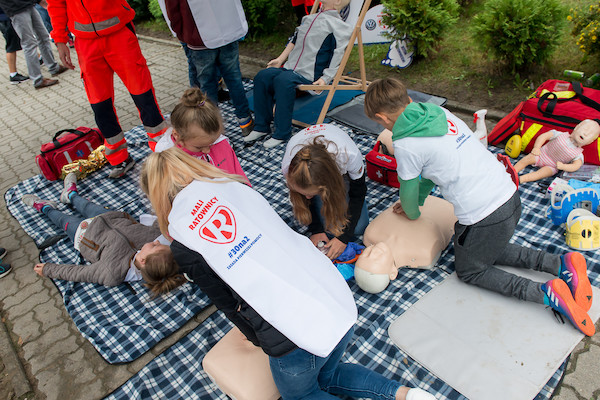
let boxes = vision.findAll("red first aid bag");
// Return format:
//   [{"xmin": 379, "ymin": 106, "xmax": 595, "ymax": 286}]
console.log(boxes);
[
  {"xmin": 36, "ymin": 127, "xmax": 104, "ymax": 180},
  {"xmin": 365, "ymin": 141, "xmax": 399, "ymax": 188},
  {"xmin": 489, "ymin": 80, "xmax": 600, "ymax": 164}
]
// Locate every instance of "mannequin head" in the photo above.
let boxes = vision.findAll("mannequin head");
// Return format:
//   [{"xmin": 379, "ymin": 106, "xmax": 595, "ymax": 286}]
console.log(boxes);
[
  {"xmin": 570, "ymin": 119, "xmax": 600, "ymax": 147},
  {"xmin": 354, "ymin": 242, "xmax": 397, "ymax": 293}
]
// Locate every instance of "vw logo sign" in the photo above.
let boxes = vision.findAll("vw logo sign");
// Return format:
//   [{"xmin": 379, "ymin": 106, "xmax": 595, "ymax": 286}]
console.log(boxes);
[{"xmin": 365, "ymin": 19, "xmax": 377, "ymax": 31}]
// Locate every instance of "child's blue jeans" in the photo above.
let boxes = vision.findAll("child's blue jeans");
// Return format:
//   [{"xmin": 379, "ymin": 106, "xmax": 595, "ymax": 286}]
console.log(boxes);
[{"xmin": 43, "ymin": 193, "xmax": 109, "ymax": 244}]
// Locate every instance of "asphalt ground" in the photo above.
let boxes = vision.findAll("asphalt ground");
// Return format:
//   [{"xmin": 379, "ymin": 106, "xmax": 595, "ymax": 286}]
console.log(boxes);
[{"xmin": 0, "ymin": 33, "xmax": 598, "ymax": 400}]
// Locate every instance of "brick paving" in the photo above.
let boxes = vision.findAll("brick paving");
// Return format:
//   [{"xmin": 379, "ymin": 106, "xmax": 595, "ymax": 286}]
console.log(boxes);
[{"xmin": 0, "ymin": 34, "xmax": 598, "ymax": 400}]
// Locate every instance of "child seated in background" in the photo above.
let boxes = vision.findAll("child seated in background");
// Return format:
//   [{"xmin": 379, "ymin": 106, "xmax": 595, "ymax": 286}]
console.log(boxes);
[
  {"xmin": 364, "ymin": 77, "xmax": 595, "ymax": 337},
  {"xmin": 245, "ymin": 0, "xmax": 352, "ymax": 149},
  {"xmin": 156, "ymin": 87, "xmax": 250, "ymax": 185},
  {"xmin": 22, "ymin": 172, "xmax": 185, "ymax": 291}
]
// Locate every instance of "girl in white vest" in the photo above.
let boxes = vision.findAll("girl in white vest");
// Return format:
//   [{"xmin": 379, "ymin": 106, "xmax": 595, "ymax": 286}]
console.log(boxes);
[
  {"xmin": 141, "ymin": 148, "xmax": 435, "ymax": 400},
  {"xmin": 282, "ymin": 124, "xmax": 369, "ymax": 260}
]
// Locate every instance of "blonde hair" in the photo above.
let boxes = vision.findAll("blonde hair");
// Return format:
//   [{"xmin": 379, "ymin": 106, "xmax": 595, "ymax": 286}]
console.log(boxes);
[
  {"xmin": 140, "ymin": 147, "xmax": 247, "ymax": 237},
  {"xmin": 142, "ymin": 246, "xmax": 187, "ymax": 297},
  {"xmin": 287, "ymin": 137, "xmax": 348, "ymax": 237},
  {"xmin": 364, "ymin": 78, "xmax": 411, "ymax": 120},
  {"xmin": 170, "ymin": 88, "xmax": 222, "ymax": 142}
]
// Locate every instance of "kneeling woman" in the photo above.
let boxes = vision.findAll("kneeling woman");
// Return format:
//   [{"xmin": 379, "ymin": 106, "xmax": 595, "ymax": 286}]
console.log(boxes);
[
  {"xmin": 141, "ymin": 148, "xmax": 434, "ymax": 400},
  {"xmin": 282, "ymin": 124, "xmax": 369, "ymax": 260}
]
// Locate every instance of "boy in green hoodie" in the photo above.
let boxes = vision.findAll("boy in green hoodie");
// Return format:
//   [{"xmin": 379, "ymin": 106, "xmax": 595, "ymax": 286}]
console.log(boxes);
[{"xmin": 363, "ymin": 77, "xmax": 596, "ymax": 336}]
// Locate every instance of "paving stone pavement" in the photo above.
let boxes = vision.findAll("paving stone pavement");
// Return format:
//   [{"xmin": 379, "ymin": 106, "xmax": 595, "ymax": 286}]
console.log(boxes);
[{"xmin": 0, "ymin": 34, "xmax": 598, "ymax": 400}]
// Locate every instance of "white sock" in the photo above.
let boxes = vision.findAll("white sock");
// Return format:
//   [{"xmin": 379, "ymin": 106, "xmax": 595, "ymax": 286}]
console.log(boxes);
[{"xmin": 9, "ymin": 72, "xmax": 17, "ymax": 77}]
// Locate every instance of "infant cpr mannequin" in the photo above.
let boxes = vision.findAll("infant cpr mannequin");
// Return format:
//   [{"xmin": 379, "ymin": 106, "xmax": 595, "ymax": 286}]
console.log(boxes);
[
  {"xmin": 202, "ymin": 326, "xmax": 280, "ymax": 400},
  {"xmin": 357, "ymin": 196, "xmax": 456, "ymax": 293}
]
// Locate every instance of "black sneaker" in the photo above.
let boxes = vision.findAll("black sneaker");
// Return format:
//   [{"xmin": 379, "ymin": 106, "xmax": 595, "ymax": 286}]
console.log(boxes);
[
  {"xmin": 108, "ymin": 156, "xmax": 135, "ymax": 179},
  {"xmin": 0, "ymin": 247, "xmax": 6, "ymax": 259},
  {"xmin": 0, "ymin": 262, "xmax": 11, "ymax": 279},
  {"xmin": 9, "ymin": 73, "xmax": 29, "ymax": 84}
]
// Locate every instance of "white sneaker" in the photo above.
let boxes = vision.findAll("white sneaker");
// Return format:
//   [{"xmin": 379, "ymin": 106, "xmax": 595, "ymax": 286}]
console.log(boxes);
[
  {"xmin": 60, "ymin": 172, "xmax": 78, "ymax": 204},
  {"xmin": 263, "ymin": 138, "xmax": 284, "ymax": 148},
  {"xmin": 406, "ymin": 388, "xmax": 436, "ymax": 400},
  {"xmin": 243, "ymin": 130, "xmax": 268, "ymax": 142}
]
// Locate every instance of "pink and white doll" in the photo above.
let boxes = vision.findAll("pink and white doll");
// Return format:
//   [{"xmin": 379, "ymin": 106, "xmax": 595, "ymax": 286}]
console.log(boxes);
[{"xmin": 514, "ymin": 119, "xmax": 600, "ymax": 183}]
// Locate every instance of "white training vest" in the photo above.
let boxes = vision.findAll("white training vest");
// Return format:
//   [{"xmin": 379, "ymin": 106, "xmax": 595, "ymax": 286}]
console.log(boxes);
[
  {"xmin": 168, "ymin": 180, "xmax": 357, "ymax": 357},
  {"xmin": 186, "ymin": 0, "xmax": 248, "ymax": 49}
]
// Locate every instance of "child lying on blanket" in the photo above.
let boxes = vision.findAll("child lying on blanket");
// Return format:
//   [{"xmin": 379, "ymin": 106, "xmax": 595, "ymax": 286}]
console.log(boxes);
[
  {"xmin": 155, "ymin": 87, "xmax": 250, "ymax": 185},
  {"xmin": 140, "ymin": 147, "xmax": 437, "ymax": 400},
  {"xmin": 22, "ymin": 172, "xmax": 186, "ymax": 290},
  {"xmin": 364, "ymin": 77, "xmax": 596, "ymax": 337}
]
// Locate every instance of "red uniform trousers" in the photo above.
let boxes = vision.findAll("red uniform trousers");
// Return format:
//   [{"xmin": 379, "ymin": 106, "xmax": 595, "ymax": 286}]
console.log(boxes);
[{"xmin": 75, "ymin": 24, "xmax": 167, "ymax": 164}]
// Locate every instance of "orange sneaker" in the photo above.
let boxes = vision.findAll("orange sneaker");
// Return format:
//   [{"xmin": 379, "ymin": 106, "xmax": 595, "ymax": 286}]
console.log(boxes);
[
  {"xmin": 542, "ymin": 279, "xmax": 595, "ymax": 337},
  {"xmin": 560, "ymin": 252, "xmax": 593, "ymax": 311}
]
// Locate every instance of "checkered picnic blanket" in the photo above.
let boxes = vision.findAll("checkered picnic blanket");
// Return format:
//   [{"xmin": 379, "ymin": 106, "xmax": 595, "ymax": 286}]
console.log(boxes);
[
  {"xmin": 106, "ymin": 92, "xmax": 596, "ymax": 398},
  {"xmin": 4, "ymin": 127, "xmax": 210, "ymax": 364}
]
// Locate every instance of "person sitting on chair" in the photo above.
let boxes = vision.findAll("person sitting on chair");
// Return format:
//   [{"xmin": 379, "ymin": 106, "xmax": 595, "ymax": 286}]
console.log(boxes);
[{"xmin": 245, "ymin": 0, "xmax": 352, "ymax": 148}]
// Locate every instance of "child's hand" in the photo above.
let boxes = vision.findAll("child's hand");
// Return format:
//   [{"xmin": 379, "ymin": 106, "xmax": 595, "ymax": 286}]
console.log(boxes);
[
  {"xmin": 34, "ymin": 263, "xmax": 46, "ymax": 276},
  {"xmin": 324, "ymin": 238, "xmax": 346, "ymax": 260},
  {"xmin": 556, "ymin": 161, "xmax": 565, "ymax": 170},
  {"xmin": 392, "ymin": 202, "xmax": 406, "ymax": 216},
  {"xmin": 310, "ymin": 233, "xmax": 329, "ymax": 247},
  {"xmin": 267, "ymin": 58, "xmax": 283, "ymax": 68}
]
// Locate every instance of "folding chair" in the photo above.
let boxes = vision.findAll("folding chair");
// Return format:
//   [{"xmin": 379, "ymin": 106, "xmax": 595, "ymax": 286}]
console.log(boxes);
[{"xmin": 294, "ymin": 0, "xmax": 373, "ymax": 126}]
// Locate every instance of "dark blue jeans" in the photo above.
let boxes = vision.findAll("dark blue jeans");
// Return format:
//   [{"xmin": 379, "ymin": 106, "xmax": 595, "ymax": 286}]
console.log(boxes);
[
  {"xmin": 43, "ymin": 193, "xmax": 109, "ymax": 243},
  {"xmin": 269, "ymin": 327, "xmax": 401, "ymax": 399},
  {"xmin": 253, "ymin": 67, "xmax": 312, "ymax": 140},
  {"xmin": 189, "ymin": 41, "xmax": 250, "ymax": 119}
]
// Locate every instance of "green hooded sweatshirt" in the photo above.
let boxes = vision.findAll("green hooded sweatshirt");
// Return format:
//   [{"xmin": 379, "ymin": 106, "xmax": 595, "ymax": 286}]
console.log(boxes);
[{"xmin": 391, "ymin": 102, "xmax": 447, "ymax": 220}]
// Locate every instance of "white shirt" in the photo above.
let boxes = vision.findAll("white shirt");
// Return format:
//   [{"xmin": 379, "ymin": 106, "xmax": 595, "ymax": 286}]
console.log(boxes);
[
  {"xmin": 394, "ymin": 107, "xmax": 516, "ymax": 225},
  {"xmin": 281, "ymin": 124, "xmax": 364, "ymax": 179}
]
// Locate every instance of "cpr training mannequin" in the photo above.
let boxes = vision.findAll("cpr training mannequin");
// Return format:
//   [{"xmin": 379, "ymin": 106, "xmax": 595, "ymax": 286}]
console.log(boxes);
[
  {"xmin": 514, "ymin": 119, "xmax": 600, "ymax": 183},
  {"xmin": 355, "ymin": 196, "xmax": 457, "ymax": 294}
]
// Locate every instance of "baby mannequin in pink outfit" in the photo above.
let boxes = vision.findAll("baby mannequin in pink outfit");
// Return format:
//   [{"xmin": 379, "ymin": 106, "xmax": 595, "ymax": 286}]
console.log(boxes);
[{"xmin": 514, "ymin": 119, "xmax": 600, "ymax": 183}]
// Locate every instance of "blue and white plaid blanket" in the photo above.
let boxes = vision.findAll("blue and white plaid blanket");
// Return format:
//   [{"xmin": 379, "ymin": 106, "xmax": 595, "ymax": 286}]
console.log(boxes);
[
  {"xmin": 106, "ymin": 92, "xmax": 598, "ymax": 398},
  {"xmin": 4, "ymin": 127, "xmax": 210, "ymax": 364}
]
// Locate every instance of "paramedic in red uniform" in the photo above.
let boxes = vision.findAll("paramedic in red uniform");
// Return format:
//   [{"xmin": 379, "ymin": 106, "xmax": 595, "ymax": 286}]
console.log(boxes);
[{"xmin": 46, "ymin": 0, "xmax": 168, "ymax": 178}]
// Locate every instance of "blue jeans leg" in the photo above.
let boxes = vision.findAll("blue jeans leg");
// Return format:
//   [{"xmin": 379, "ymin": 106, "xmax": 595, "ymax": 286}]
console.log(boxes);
[
  {"xmin": 269, "ymin": 327, "xmax": 400, "ymax": 400},
  {"xmin": 253, "ymin": 67, "xmax": 281, "ymax": 134},
  {"xmin": 216, "ymin": 41, "xmax": 250, "ymax": 119},
  {"xmin": 43, "ymin": 208, "xmax": 84, "ymax": 244},
  {"xmin": 181, "ymin": 42, "xmax": 200, "ymax": 88},
  {"xmin": 70, "ymin": 193, "xmax": 110, "ymax": 219},
  {"xmin": 272, "ymin": 69, "xmax": 311, "ymax": 140},
  {"xmin": 191, "ymin": 48, "xmax": 219, "ymax": 104}
]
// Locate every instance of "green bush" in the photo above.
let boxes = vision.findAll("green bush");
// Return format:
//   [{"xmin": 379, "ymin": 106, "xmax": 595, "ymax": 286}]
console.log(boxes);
[
  {"xmin": 569, "ymin": 2, "xmax": 600, "ymax": 58},
  {"xmin": 129, "ymin": 0, "xmax": 152, "ymax": 21},
  {"xmin": 242, "ymin": 0, "xmax": 295, "ymax": 38},
  {"xmin": 471, "ymin": 0, "xmax": 566, "ymax": 72},
  {"xmin": 148, "ymin": 0, "xmax": 164, "ymax": 20},
  {"xmin": 381, "ymin": 0, "xmax": 460, "ymax": 58}
]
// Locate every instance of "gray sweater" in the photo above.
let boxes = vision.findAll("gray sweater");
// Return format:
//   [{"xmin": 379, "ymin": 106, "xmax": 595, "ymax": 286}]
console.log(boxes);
[
  {"xmin": 43, "ymin": 211, "xmax": 161, "ymax": 286},
  {"xmin": 284, "ymin": 9, "xmax": 352, "ymax": 84}
]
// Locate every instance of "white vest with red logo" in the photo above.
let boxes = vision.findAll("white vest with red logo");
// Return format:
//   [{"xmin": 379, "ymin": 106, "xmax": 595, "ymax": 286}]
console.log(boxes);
[{"xmin": 168, "ymin": 179, "xmax": 357, "ymax": 357}]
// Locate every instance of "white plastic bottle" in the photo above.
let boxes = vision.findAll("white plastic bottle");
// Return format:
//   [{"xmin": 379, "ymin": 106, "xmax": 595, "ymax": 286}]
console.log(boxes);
[{"xmin": 473, "ymin": 109, "xmax": 488, "ymax": 147}]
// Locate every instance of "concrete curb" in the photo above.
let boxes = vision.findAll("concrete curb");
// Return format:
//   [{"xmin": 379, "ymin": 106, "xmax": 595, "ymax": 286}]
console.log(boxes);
[
  {"xmin": 0, "ymin": 317, "xmax": 32, "ymax": 398},
  {"xmin": 136, "ymin": 34, "xmax": 508, "ymax": 123}
]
